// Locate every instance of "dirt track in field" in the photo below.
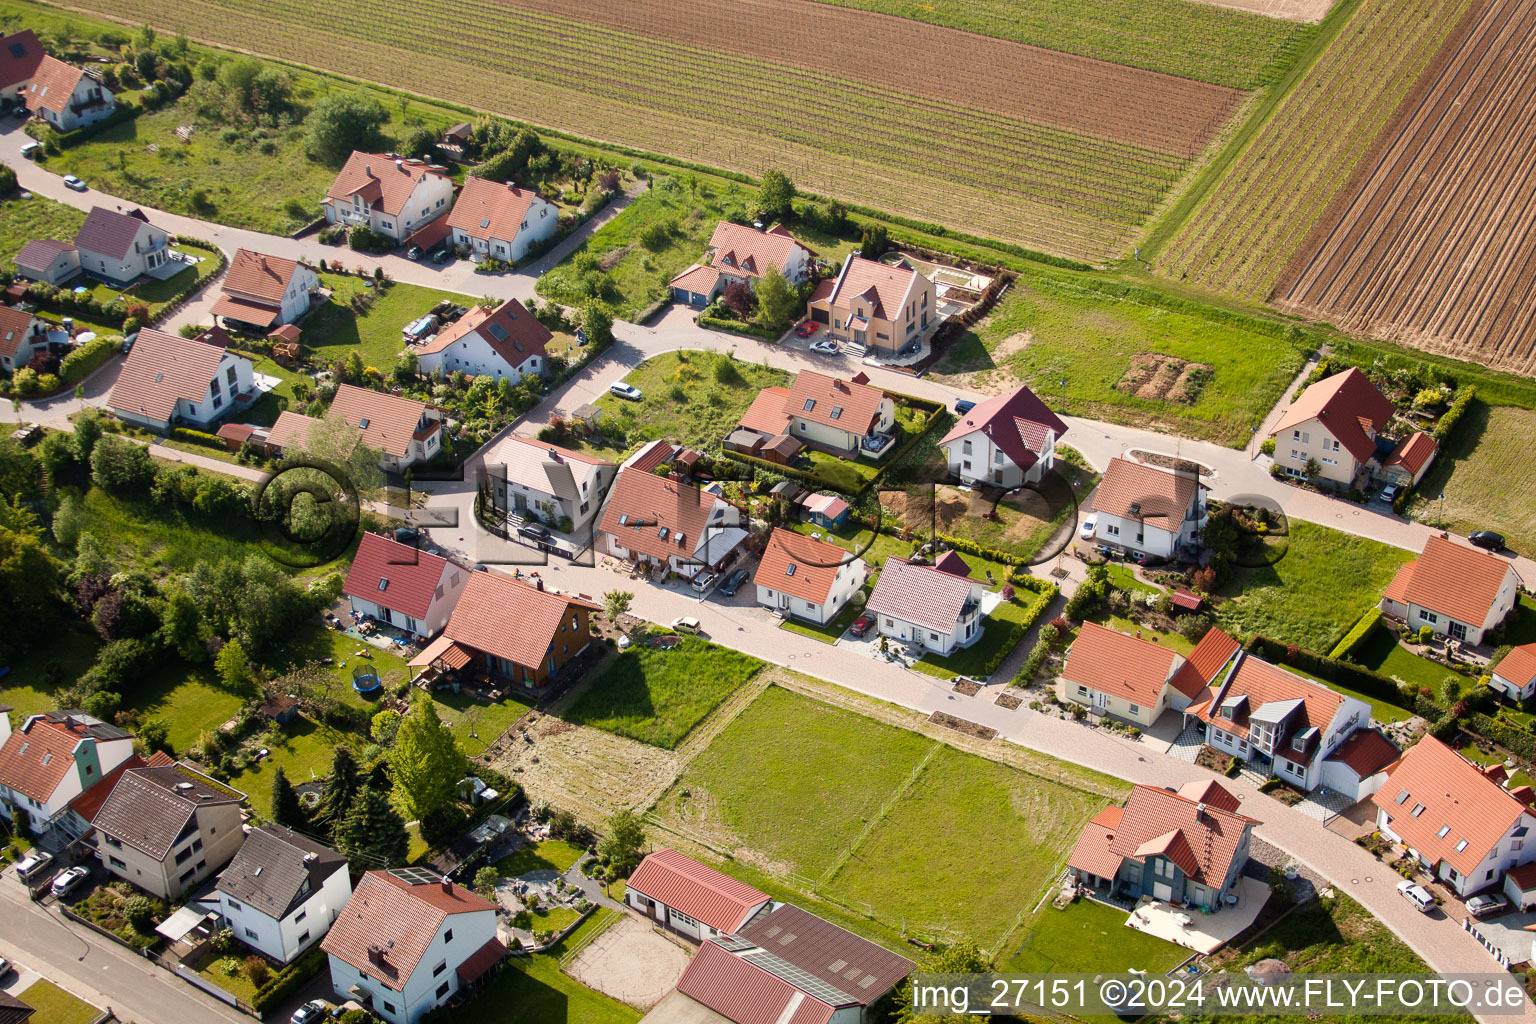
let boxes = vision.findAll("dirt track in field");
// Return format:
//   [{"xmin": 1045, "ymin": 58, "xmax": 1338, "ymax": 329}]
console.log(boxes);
[
  {"xmin": 1275, "ymin": 0, "xmax": 1536, "ymax": 374},
  {"xmin": 1192, "ymin": 0, "xmax": 1335, "ymax": 22},
  {"xmin": 496, "ymin": 0, "xmax": 1241, "ymax": 157}
]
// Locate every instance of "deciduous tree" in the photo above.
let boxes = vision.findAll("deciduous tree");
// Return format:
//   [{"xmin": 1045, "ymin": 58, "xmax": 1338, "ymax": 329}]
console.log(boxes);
[
  {"xmin": 755, "ymin": 170, "xmax": 795, "ymax": 222},
  {"xmin": 754, "ymin": 265, "xmax": 798, "ymax": 331},
  {"xmin": 598, "ymin": 808, "xmax": 645, "ymax": 876}
]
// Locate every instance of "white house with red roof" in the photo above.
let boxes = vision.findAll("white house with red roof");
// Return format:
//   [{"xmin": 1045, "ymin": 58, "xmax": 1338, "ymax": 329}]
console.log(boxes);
[
  {"xmin": 940, "ymin": 384, "xmax": 1067, "ymax": 488},
  {"xmin": 1087, "ymin": 457, "xmax": 1206, "ymax": 560},
  {"xmin": 865, "ymin": 552, "xmax": 985, "ymax": 656},
  {"xmin": 107, "ymin": 328, "xmax": 254, "ymax": 432},
  {"xmin": 782, "ymin": 371, "xmax": 894, "ymax": 457},
  {"xmin": 0, "ymin": 306, "xmax": 48, "ymax": 373},
  {"xmin": 411, "ymin": 299, "xmax": 551, "ymax": 383},
  {"xmin": 1492, "ymin": 645, "xmax": 1536, "ymax": 702},
  {"xmin": 322, "ymin": 868, "xmax": 504, "ymax": 1024},
  {"xmin": 1185, "ymin": 645, "xmax": 1373, "ymax": 793},
  {"xmin": 625, "ymin": 848, "xmax": 771, "ymax": 943},
  {"xmin": 0, "ymin": 710, "xmax": 135, "ymax": 837},
  {"xmin": 327, "ymin": 384, "xmax": 446, "ymax": 471},
  {"xmin": 72, "ymin": 207, "xmax": 170, "ymax": 287},
  {"xmin": 1380, "ymin": 534, "xmax": 1521, "ymax": 646},
  {"xmin": 1067, "ymin": 780, "xmax": 1258, "ymax": 909},
  {"xmin": 342, "ymin": 532, "xmax": 467, "ymax": 638},
  {"xmin": 0, "ymin": 30, "xmax": 44, "ymax": 96},
  {"xmin": 322, "ymin": 153, "xmax": 454, "ymax": 244},
  {"xmin": 210, "ymin": 249, "xmax": 318, "ymax": 331},
  {"xmin": 21, "ymin": 53, "xmax": 113, "ymax": 132},
  {"xmin": 753, "ymin": 528, "xmax": 865, "ymax": 625},
  {"xmin": 1373, "ymin": 738, "xmax": 1536, "ymax": 898},
  {"xmin": 1057, "ymin": 621, "xmax": 1193, "ymax": 728},
  {"xmin": 806, "ymin": 253, "xmax": 936, "ymax": 360},
  {"xmin": 597, "ymin": 468, "xmax": 749, "ymax": 580},
  {"xmin": 1317, "ymin": 728, "xmax": 1400, "ymax": 802},
  {"xmin": 668, "ymin": 221, "xmax": 813, "ymax": 307},
  {"xmin": 446, "ymin": 176, "xmax": 558, "ymax": 263},
  {"xmin": 1268, "ymin": 368, "xmax": 1396, "ymax": 489},
  {"xmin": 479, "ymin": 435, "xmax": 615, "ymax": 535}
]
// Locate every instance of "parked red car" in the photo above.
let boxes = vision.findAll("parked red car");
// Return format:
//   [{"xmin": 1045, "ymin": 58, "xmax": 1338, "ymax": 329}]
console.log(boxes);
[
  {"xmin": 848, "ymin": 615, "xmax": 875, "ymax": 638},
  {"xmin": 795, "ymin": 320, "xmax": 818, "ymax": 338}
]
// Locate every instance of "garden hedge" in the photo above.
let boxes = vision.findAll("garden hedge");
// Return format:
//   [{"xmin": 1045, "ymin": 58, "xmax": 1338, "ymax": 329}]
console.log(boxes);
[
  {"xmin": 1243, "ymin": 634, "xmax": 1411, "ymax": 709},
  {"xmin": 1467, "ymin": 713, "xmax": 1534, "ymax": 760},
  {"xmin": 1433, "ymin": 386, "xmax": 1478, "ymax": 442},
  {"xmin": 1328, "ymin": 609, "xmax": 1383, "ymax": 661},
  {"xmin": 61, "ymin": 335, "xmax": 119, "ymax": 384},
  {"xmin": 1012, "ymin": 623, "xmax": 1061, "ymax": 686},
  {"xmin": 697, "ymin": 315, "xmax": 780, "ymax": 342},
  {"xmin": 250, "ymin": 948, "xmax": 327, "ymax": 1014},
  {"xmin": 170, "ymin": 427, "xmax": 226, "ymax": 450}
]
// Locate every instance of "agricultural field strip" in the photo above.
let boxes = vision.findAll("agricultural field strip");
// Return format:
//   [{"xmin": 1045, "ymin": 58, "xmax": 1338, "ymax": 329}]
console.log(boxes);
[
  {"xmin": 490, "ymin": 0, "xmax": 1243, "ymax": 158},
  {"xmin": 74, "ymin": 0, "xmax": 1217, "ymax": 260},
  {"xmin": 802, "ymin": 0, "xmax": 1312, "ymax": 89},
  {"xmin": 1275, "ymin": 0, "xmax": 1536, "ymax": 375},
  {"xmin": 1154, "ymin": 0, "xmax": 1471, "ymax": 298}
]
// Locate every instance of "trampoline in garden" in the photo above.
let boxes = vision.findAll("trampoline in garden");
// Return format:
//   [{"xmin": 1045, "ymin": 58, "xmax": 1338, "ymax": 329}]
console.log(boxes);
[{"xmin": 352, "ymin": 664, "xmax": 382, "ymax": 693}]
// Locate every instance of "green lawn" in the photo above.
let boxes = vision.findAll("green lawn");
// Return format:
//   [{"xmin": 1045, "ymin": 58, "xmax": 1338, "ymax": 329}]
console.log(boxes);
[
  {"xmin": 1008, "ymin": 897, "xmax": 1188, "ymax": 974},
  {"xmin": 224, "ymin": 715, "xmax": 360, "ymax": 817},
  {"xmin": 493, "ymin": 839, "xmax": 587, "ymax": 877},
  {"xmin": 1215, "ymin": 521, "xmax": 1412, "ymax": 652},
  {"xmin": 195, "ymin": 956, "xmax": 262, "ymax": 1005},
  {"xmin": 303, "ymin": 274, "xmax": 470, "ymax": 373},
  {"xmin": 783, "ymin": 518, "xmax": 912, "ymax": 570},
  {"xmin": 1504, "ymin": 594, "xmax": 1536, "ymax": 648},
  {"xmin": 536, "ymin": 179, "xmax": 741, "ymax": 320},
  {"xmin": 779, "ymin": 598, "xmax": 865, "ymax": 644},
  {"xmin": 913, "ymin": 594, "xmax": 1039, "ymax": 680},
  {"xmin": 0, "ymin": 192, "xmax": 86, "ymax": 262},
  {"xmin": 930, "ymin": 271, "xmax": 1309, "ymax": 447},
  {"xmin": 1105, "ymin": 564, "xmax": 1161, "ymax": 597},
  {"xmin": 1094, "ymin": 614, "xmax": 1194, "ymax": 656},
  {"xmin": 431, "ymin": 689, "xmax": 533, "ymax": 756},
  {"xmin": 130, "ymin": 661, "xmax": 251, "ymax": 754},
  {"xmin": 1352, "ymin": 624, "xmax": 1457, "ymax": 694},
  {"xmin": 0, "ymin": 622, "xmax": 102, "ymax": 717},
  {"xmin": 16, "ymin": 980, "xmax": 100, "ymax": 1024},
  {"xmin": 467, "ymin": 949, "xmax": 639, "ymax": 1024},
  {"xmin": 562, "ymin": 638, "xmax": 763, "ymax": 749},
  {"xmin": 1406, "ymin": 403, "xmax": 1536, "ymax": 554},
  {"xmin": 565, "ymin": 351, "xmax": 791, "ymax": 463}
]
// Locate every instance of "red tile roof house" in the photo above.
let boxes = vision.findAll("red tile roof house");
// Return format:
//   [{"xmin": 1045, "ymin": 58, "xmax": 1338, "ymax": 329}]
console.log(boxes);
[
  {"xmin": 1086, "ymin": 457, "xmax": 1207, "ymax": 561},
  {"xmin": 654, "ymin": 903, "xmax": 916, "ymax": 1024},
  {"xmin": 1373, "ymin": 737, "xmax": 1536, "ymax": 899},
  {"xmin": 625, "ymin": 848, "xmax": 771, "ymax": 943},
  {"xmin": 0, "ymin": 710, "xmax": 135, "ymax": 844},
  {"xmin": 806, "ymin": 253, "xmax": 937, "ymax": 361},
  {"xmin": 1268, "ymin": 367, "xmax": 1396, "ymax": 490},
  {"xmin": 446, "ymin": 176, "xmax": 559, "ymax": 264},
  {"xmin": 723, "ymin": 384, "xmax": 804, "ymax": 466},
  {"xmin": 939, "ymin": 384, "xmax": 1068, "ymax": 489},
  {"xmin": 343, "ymin": 532, "xmax": 469, "ymax": 638},
  {"xmin": 597, "ymin": 467, "xmax": 750, "ymax": 581},
  {"xmin": 0, "ymin": 305, "xmax": 48, "ymax": 373},
  {"xmin": 1491, "ymin": 644, "xmax": 1536, "ymax": 702},
  {"xmin": 1056, "ymin": 621, "xmax": 1198, "ymax": 729},
  {"xmin": 107, "ymin": 327, "xmax": 255, "ymax": 432},
  {"xmin": 865, "ymin": 553, "xmax": 986, "ymax": 657},
  {"xmin": 1380, "ymin": 533, "xmax": 1521, "ymax": 646},
  {"xmin": 21, "ymin": 53, "xmax": 114, "ymax": 132},
  {"xmin": 0, "ymin": 30, "xmax": 45, "ymax": 97},
  {"xmin": 408, "ymin": 569, "xmax": 598, "ymax": 689},
  {"xmin": 13, "ymin": 237, "xmax": 80, "ymax": 287},
  {"xmin": 210, "ymin": 249, "xmax": 319, "ymax": 332},
  {"xmin": 668, "ymin": 221, "xmax": 814, "ymax": 307},
  {"xmin": 322, "ymin": 868, "xmax": 505, "ymax": 1024},
  {"xmin": 322, "ymin": 153, "xmax": 455, "ymax": 245},
  {"xmin": 478, "ymin": 435, "xmax": 616, "ymax": 536},
  {"xmin": 782, "ymin": 371, "xmax": 895, "ymax": 458},
  {"xmin": 1184, "ymin": 641, "xmax": 1377, "ymax": 795},
  {"xmin": 1067, "ymin": 780, "xmax": 1259, "ymax": 910},
  {"xmin": 753, "ymin": 528, "xmax": 866, "ymax": 626},
  {"xmin": 411, "ymin": 298, "xmax": 551, "ymax": 384},
  {"xmin": 92, "ymin": 760, "xmax": 246, "ymax": 900},
  {"xmin": 327, "ymin": 384, "xmax": 447, "ymax": 472},
  {"xmin": 71, "ymin": 206, "xmax": 171, "ymax": 287},
  {"xmin": 1379, "ymin": 430, "xmax": 1438, "ymax": 488}
]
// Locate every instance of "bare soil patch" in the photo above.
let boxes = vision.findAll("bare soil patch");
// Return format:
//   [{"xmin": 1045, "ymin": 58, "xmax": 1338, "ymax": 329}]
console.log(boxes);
[
  {"xmin": 1190, "ymin": 0, "xmax": 1335, "ymax": 22},
  {"xmin": 953, "ymin": 680, "xmax": 982, "ymax": 696},
  {"xmin": 927, "ymin": 711, "xmax": 998, "ymax": 741},
  {"xmin": 992, "ymin": 330, "xmax": 1033, "ymax": 361},
  {"xmin": 995, "ymin": 692, "xmax": 1023, "ymax": 710},
  {"xmin": 1116, "ymin": 352, "xmax": 1213, "ymax": 403},
  {"xmin": 565, "ymin": 913, "xmax": 691, "ymax": 1009}
]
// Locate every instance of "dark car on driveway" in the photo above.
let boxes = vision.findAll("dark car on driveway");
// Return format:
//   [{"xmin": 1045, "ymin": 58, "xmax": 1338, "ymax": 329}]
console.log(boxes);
[
  {"xmin": 518, "ymin": 522, "xmax": 551, "ymax": 541},
  {"xmin": 717, "ymin": 568, "xmax": 750, "ymax": 597},
  {"xmin": 1470, "ymin": 530, "xmax": 1506, "ymax": 551}
]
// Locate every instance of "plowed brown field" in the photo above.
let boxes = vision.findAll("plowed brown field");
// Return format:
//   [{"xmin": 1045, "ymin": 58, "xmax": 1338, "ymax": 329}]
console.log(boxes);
[{"xmin": 1276, "ymin": 0, "xmax": 1536, "ymax": 373}]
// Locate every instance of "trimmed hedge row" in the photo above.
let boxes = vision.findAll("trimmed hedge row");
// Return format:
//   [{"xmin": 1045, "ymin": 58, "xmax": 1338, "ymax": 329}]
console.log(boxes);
[
  {"xmin": 61, "ymin": 335, "xmax": 119, "ymax": 384},
  {"xmin": 170, "ymin": 427, "xmax": 226, "ymax": 450},
  {"xmin": 1433, "ymin": 386, "xmax": 1477, "ymax": 442},
  {"xmin": 1013, "ymin": 623, "xmax": 1061, "ymax": 686},
  {"xmin": 250, "ymin": 948, "xmax": 327, "ymax": 1014},
  {"xmin": 698, "ymin": 315, "xmax": 780, "ymax": 341},
  {"xmin": 1243, "ymin": 633, "xmax": 1412, "ymax": 709},
  {"xmin": 1328, "ymin": 609, "xmax": 1383, "ymax": 661}
]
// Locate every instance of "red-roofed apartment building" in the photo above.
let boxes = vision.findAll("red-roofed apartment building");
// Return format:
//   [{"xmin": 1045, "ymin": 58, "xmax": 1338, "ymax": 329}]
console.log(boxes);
[
  {"xmin": 940, "ymin": 384, "xmax": 1067, "ymax": 488},
  {"xmin": 21, "ymin": 53, "xmax": 113, "ymax": 132},
  {"xmin": 753, "ymin": 528, "xmax": 866, "ymax": 625},
  {"xmin": 210, "ymin": 249, "xmax": 319, "ymax": 331},
  {"xmin": 411, "ymin": 298, "xmax": 550, "ymax": 383},
  {"xmin": 407, "ymin": 569, "xmax": 597, "ymax": 689},
  {"xmin": 1086, "ymin": 457, "xmax": 1206, "ymax": 560},
  {"xmin": 322, "ymin": 153, "xmax": 454, "ymax": 244},
  {"xmin": 668, "ymin": 221, "xmax": 814, "ymax": 307},
  {"xmin": 1068, "ymin": 781, "xmax": 1259, "ymax": 909},
  {"xmin": 323, "ymin": 868, "xmax": 504, "ymax": 1024},
  {"xmin": 1379, "ymin": 534, "xmax": 1521, "ymax": 646},
  {"xmin": 1492, "ymin": 644, "xmax": 1536, "ymax": 702},
  {"xmin": 807, "ymin": 254, "xmax": 936, "ymax": 360},
  {"xmin": 1268, "ymin": 368, "xmax": 1396, "ymax": 489},
  {"xmin": 625, "ymin": 848, "xmax": 771, "ymax": 943},
  {"xmin": 446, "ymin": 176, "xmax": 558, "ymax": 263},
  {"xmin": 342, "ymin": 532, "xmax": 467, "ymax": 638},
  {"xmin": 107, "ymin": 327, "xmax": 255, "ymax": 432},
  {"xmin": 1373, "ymin": 738, "xmax": 1536, "ymax": 898},
  {"xmin": 0, "ymin": 710, "xmax": 135, "ymax": 841}
]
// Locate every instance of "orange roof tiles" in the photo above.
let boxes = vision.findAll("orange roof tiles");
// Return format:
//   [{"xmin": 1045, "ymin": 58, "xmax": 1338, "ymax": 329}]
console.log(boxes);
[
  {"xmin": 325, "ymin": 153, "xmax": 447, "ymax": 217},
  {"xmin": 264, "ymin": 410, "xmax": 323, "ymax": 452},
  {"xmin": 1385, "ymin": 431, "xmax": 1437, "ymax": 477},
  {"xmin": 327, "ymin": 384, "xmax": 438, "ymax": 458},
  {"xmin": 447, "ymin": 176, "xmax": 544, "ymax": 243},
  {"xmin": 669, "ymin": 263, "xmax": 720, "ymax": 294},
  {"xmin": 784, "ymin": 371, "xmax": 887, "ymax": 434},
  {"xmin": 865, "ymin": 557, "xmax": 977, "ymax": 635},
  {"xmin": 754, "ymin": 528, "xmax": 853, "ymax": 606},
  {"xmin": 1062, "ymin": 622, "xmax": 1182, "ymax": 707},
  {"xmin": 415, "ymin": 298, "xmax": 551, "ymax": 367},
  {"xmin": 223, "ymin": 249, "xmax": 304, "ymax": 305},
  {"xmin": 23, "ymin": 54, "xmax": 89, "ymax": 116},
  {"xmin": 1270, "ymin": 368, "xmax": 1395, "ymax": 463},
  {"xmin": 322, "ymin": 870, "xmax": 494, "ymax": 991},
  {"xmin": 822, "ymin": 255, "xmax": 918, "ymax": 321},
  {"xmin": 1107, "ymin": 784, "xmax": 1259, "ymax": 885},
  {"xmin": 439, "ymin": 571, "xmax": 596, "ymax": 670},
  {"xmin": 0, "ymin": 306, "xmax": 40, "ymax": 360},
  {"xmin": 706, "ymin": 221, "xmax": 808, "ymax": 280},
  {"xmin": 598, "ymin": 468, "xmax": 741, "ymax": 566},
  {"xmin": 1176, "ymin": 779, "xmax": 1243, "ymax": 813},
  {"xmin": 1324, "ymin": 729, "xmax": 1400, "ymax": 779},
  {"xmin": 1190, "ymin": 655, "xmax": 1345, "ymax": 743},
  {"xmin": 1495, "ymin": 645, "xmax": 1536, "ymax": 690},
  {"xmin": 1372, "ymin": 737, "xmax": 1534, "ymax": 877},
  {"xmin": 1067, "ymin": 804, "xmax": 1125, "ymax": 879},
  {"xmin": 627, "ymin": 849, "xmax": 769, "ymax": 933},
  {"xmin": 738, "ymin": 386, "xmax": 793, "ymax": 435},
  {"xmin": 1386, "ymin": 535, "xmax": 1518, "ymax": 627},
  {"xmin": 1091, "ymin": 457, "xmax": 1202, "ymax": 524},
  {"xmin": 677, "ymin": 941, "xmax": 836, "ymax": 1024},
  {"xmin": 343, "ymin": 532, "xmax": 454, "ymax": 620},
  {"xmin": 108, "ymin": 328, "xmax": 231, "ymax": 424},
  {"xmin": 0, "ymin": 30, "xmax": 44, "ymax": 89},
  {"xmin": 1168, "ymin": 627, "xmax": 1241, "ymax": 699}
]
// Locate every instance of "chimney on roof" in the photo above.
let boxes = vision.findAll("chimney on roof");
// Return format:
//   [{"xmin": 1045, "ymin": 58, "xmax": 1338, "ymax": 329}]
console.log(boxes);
[
  {"xmin": 547, "ymin": 448, "xmax": 560, "ymax": 461},
  {"xmin": 367, "ymin": 944, "xmax": 385, "ymax": 966},
  {"xmin": 396, "ymin": 159, "xmax": 403, "ymax": 170},
  {"xmin": 1196, "ymin": 802, "xmax": 1207, "ymax": 822},
  {"xmin": 1441, "ymin": 531, "xmax": 1450, "ymax": 539},
  {"xmin": 440, "ymin": 877, "xmax": 452, "ymax": 894}
]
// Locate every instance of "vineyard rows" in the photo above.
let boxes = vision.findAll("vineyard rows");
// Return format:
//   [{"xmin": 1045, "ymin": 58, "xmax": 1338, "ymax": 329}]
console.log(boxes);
[
  {"xmin": 1153, "ymin": 0, "xmax": 1471, "ymax": 299},
  {"xmin": 805, "ymin": 0, "xmax": 1314, "ymax": 90},
  {"xmin": 1276, "ymin": 0, "xmax": 1536, "ymax": 375},
  {"xmin": 71, "ymin": 0, "xmax": 1231, "ymax": 261}
]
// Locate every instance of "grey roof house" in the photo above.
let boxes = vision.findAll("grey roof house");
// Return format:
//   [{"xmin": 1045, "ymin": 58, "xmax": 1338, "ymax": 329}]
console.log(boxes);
[{"xmin": 217, "ymin": 825, "xmax": 353, "ymax": 964}]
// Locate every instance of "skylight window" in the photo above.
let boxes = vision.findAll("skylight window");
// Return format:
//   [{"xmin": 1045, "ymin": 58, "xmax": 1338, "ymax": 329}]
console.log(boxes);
[
  {"xmin": 359, "ymin": 418, "xmax": 371, "ymax": 429},
  {"xmin": 41, "ymin": 753, "xmax": 52, "ymax": 765},
  {"xmin": 658, "ymin": 527, "xmax": 669, "ymax": 540},
  {"xmin": 829, "ymin": 406, "xmax": 842, "ymax": 420},
  {"xmin": 480, "ymin": 218, "xmax": 491, "ymax": 229},
  {"xmin": 1394, "ymin": 790, "xmax": 1410, "ymax": 805},
  {"xmin": 487, "ymin": 323, "xmax": 508, "ymax": 341},
  {"xmin": 786, "ymin": 564, "xmax": 797, "ymax": 576},
  {"xmin": 1411, "ymin": 803, "xmax": 1426, "ymax": 817},
  {"xmin": 1437, "ymin": 825, "xmax": 1451, "ymax": 838},
  {"xmin": 618, "ymin": 514, "xmax": 628, "ymax": 525},
  {"xmin": 803, "ymin": 399, "xmax": 815, "ymax": 411},
  {"xmin": 1455, "ymin": 839, "xmax": 1469, "ymax": 852},
  {"xmin": 378, "ymin": 579, "xmax": 389, "ymax": 591}
]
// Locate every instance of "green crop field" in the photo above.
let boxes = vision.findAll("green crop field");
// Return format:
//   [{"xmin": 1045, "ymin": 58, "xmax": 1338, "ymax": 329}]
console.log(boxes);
[
  {"xmin": 0, "ymin": 192, "xmax": 86, "ymax": 264},
  {"xmin": 1152, "ymin": 0, "xmax": 1471, "ymax": 299},
  {"xmin": 1406, "ymin": 403, "xmax": 1536, "ymax": 554},
  {"xmin": 930, "ymin": 270, "xmax": 1309, "ymax": 446}
]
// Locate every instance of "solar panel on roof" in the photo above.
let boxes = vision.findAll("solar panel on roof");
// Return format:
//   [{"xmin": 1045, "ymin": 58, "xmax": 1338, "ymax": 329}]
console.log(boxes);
[
  {"xmin": 486, "ymin": 322, "xmax": 508, "ymax": 341},
  {"xmin": 388, "ymin": 866, "xmax": 441, "ymax": 886},
  {"xmin": 8, "ymin": 42, "xmax": 26, "ymax": 57},
  {"xmin": 740, "ymin": 949, "xmax": 854, "ymax": 1005}
]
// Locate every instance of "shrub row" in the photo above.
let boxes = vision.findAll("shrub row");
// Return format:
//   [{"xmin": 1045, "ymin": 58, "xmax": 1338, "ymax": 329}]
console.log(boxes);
[
  {"xmin": 61, "ymin": 334, "xmax": 119, "ymax": 384},
  {"xmin": 1243, "ymin": 633, "xmax": 1410, "ymax": 709},
  {"xmin": 1433, "ymin": 386, "xmax": 1478, "ymax": 443},
  {"xmin": 46, "ymin": 102, "xmax": 143, "ymax": 149},
  {"xmin": 250, "ymin": 948, "xmax": 327, "ymax": 1014},
  {"xmin": 697, "ymin": 315, "xmax": 780, "ymax": 342},
  {"xmin": 169, "ymin": 426, "xmax": 226, "ymax": 450},
  {"xmin": 1467, "ymin": 712, "xmax": 1534, "ymax": 761},
  {"xmin": 1328, "ymin": 609, "xmax": 1383, "ymax": 661},
  {"xmin": 1012, "ymin": 623, "xmax": 1061, "ymax": 686}
]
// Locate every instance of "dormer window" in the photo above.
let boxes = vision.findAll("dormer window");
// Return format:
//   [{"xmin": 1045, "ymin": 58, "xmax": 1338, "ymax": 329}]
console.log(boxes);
[{"xmin": 1291, "ymin": 735, "xmax": 1306, "ymax": 751}]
